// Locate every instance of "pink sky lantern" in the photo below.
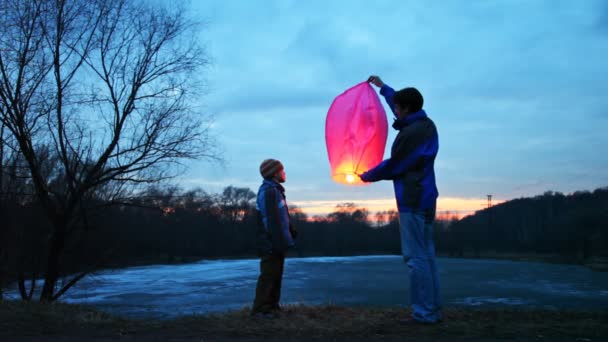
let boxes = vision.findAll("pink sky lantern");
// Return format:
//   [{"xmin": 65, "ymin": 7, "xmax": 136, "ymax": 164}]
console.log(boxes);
[{"xmin": 325, "ymin": 82, "xmax": 388, "ymax": 185}]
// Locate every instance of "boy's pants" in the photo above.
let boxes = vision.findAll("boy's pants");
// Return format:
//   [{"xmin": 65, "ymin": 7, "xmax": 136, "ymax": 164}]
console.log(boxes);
[{"xmin": 252, "ymin": 252, "xmax": 285, "ymax": 313}]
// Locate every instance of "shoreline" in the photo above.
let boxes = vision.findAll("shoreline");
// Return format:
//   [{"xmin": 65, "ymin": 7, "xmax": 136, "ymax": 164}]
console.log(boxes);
[{"xmin": 98, "ymin": 252, "xmax": 608, "ymax": 272}]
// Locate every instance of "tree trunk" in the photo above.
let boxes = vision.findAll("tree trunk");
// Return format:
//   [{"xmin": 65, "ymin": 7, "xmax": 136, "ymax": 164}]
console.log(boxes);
[
  {"xmin": 40, "ymin": 219, "xmax": 67, "ymax": 302},
  {"xmin": 0, "ymin": 239, "xmax": 4, "ymax": 301},
  {"xmin": 0, "ymin": 124, "xmax": 4, "ymax": 301},
  {"xmin": 583, "ymin": 235, "xmax": 590, "ymax": 261},
  {"xmin": 18, "ymin": 272, "xmax": 27, "ymax": 300}
]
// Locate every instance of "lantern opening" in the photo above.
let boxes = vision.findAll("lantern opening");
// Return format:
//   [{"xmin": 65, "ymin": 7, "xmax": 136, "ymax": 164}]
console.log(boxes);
[
  {"xmin": 330, "ymin": 161, "xmax": 367, "ymax": 185},
  {"xmin": 325, "ymin": 82, "xmax": 388, "ymax": 186}
]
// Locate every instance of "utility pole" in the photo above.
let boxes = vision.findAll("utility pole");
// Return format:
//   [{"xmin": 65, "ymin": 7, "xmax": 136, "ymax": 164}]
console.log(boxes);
[{"xmin": 481, "ymin": 194, "xmax": 494, "ymax": 259}]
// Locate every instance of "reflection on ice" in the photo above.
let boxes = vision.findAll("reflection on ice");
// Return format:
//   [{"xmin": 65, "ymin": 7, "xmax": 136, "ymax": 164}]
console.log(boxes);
[
  {"xmin": 4, "ymin": 255, "xmax": 608, "ymax": 319},
  {"xmin": 452, "ymin": 297, "xmax": 529, "ymax": 306}
]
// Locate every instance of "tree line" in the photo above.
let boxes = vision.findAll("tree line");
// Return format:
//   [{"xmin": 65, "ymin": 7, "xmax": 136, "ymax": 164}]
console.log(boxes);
[
  {"xmin": 2, "ymin": 178, "xmax": 607, "ymax": 301},
  {"xmin": 440, "ymin": 189, "xmax": 608, "ymax": 261}
]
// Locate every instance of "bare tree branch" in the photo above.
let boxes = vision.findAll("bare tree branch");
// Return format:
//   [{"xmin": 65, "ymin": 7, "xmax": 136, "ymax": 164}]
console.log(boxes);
[{"xmin": 0, "ymin": 0, "xmax": 217, "ymax": 301}]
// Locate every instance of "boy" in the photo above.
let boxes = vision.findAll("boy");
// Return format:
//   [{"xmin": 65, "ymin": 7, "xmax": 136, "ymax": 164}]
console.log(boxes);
[{"xmin": 251, "ymin": 159, "xmax": 297, "ymax": 317}]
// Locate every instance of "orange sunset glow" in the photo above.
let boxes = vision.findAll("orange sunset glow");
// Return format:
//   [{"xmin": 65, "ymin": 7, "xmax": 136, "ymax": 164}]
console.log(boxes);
[{"xmin": 291, "ymin": 196, "xmax": 505, "ymax": 219}]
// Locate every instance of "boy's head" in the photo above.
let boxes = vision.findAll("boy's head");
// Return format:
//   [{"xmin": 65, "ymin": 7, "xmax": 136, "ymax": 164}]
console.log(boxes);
[
  {"xmin": 393, "ymin": 87, "xmax": 423, "ymax": 118},
  {"xmin": 260, "ymin": 159, "xmax": 285, "ymax": 182}
]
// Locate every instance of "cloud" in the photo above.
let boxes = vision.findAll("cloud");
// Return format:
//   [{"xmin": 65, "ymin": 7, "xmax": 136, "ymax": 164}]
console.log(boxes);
[
  {"xmin": 596, "ymin": 0, "xmax": 608, "ymax": 33},
  {"xmin": 216, "ymin": 86, "xmax": 335, "ymax": 114},
  {"xmin": 185, "ymin": 0, "xmax": 608, "ymax": 207}
]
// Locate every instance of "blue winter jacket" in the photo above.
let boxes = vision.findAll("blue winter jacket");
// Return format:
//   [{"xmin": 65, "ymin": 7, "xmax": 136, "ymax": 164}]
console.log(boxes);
[
  {"xmin": 360, "ymin": 84, "xmax": 439, "ymax": 213},
  {"xmin": 255, "ymin": 179, "xmax": 295, "ymax": 255}
]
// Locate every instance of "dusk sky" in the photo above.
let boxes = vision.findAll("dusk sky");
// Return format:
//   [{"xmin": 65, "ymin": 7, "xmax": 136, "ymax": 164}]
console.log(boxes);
[{"xmin": 176, "ymin": 0, "xmax": 608, "ymax": 217}]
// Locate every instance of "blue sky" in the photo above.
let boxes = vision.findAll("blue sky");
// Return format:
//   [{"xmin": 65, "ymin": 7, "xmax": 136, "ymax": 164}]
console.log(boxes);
[{"xmin": 177, "ymin": 0, "xmax": 608, "ymax": 216}]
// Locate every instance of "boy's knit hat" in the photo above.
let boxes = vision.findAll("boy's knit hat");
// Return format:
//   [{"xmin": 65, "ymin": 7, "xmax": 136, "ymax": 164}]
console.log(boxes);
[{"xmin": 259, "ymin": 159, "xmax": 284, "ymax": 179}]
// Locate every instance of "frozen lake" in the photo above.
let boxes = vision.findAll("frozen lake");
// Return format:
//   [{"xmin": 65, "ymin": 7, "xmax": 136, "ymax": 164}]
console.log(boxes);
[{"xmin": 6, "ymin": 255, "xmax": 608, "ymax": 319}]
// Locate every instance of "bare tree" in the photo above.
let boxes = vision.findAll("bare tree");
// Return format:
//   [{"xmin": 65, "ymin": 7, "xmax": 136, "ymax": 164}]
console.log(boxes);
[
  {"xmin": 0, "ymin": 121, "xmax": 7, "ymax": 300},
  {"xmin": 289, "ymin": 204, "xmax": 308, "ymax": 223},
  {"xmin": 0, "ymin": 0, "xmax": 215, "ymax": 301},
  {"xmin": 328, "ymin": 203, "xmax": 369, "ymax": 224},
  {"xmin": 218, "ymin": 186, "xmax": 256, "ymax": 224}
]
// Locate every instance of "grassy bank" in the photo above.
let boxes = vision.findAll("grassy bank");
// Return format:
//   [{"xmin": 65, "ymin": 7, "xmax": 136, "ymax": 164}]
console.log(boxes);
[{"xmin": 1, "ymin": 301, "xmax": 606, "ymax": 341}]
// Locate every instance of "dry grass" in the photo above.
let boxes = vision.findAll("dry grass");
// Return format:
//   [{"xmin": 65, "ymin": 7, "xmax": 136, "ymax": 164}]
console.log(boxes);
[
  {"xmin": 1, "ymin": 300, "xmax": 607, "ymax": 340},
  {"xmin": 173, "ymin": 305, "xmax": 608, "ymax": 339}
]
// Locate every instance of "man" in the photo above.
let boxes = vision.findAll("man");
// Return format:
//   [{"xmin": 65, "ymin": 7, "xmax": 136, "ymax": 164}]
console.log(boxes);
[
  {"xmin": 251, "ymin": 159, "xmax": 297, "ymax": 318},
  {"xmin": 360, "ymin": 76, "xmax": 442, "ymax": 324}
]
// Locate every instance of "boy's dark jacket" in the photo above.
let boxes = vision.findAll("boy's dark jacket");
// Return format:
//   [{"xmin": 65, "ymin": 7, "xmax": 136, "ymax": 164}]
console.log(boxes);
[{"xmin": 256, "ymin": 179, "xmax": 296, "ymax": 255}]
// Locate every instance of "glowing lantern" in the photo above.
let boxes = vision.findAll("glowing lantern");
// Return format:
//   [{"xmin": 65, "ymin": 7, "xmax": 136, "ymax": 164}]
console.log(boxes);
[{"xmin": 325, "ymin": 82, "xmax": 388, "ymax": 185}]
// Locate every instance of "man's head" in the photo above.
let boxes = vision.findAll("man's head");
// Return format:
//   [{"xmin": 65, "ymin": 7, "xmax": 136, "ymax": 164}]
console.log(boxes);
[
  {"xmin": 259, "ymin": 159, "xmax": 286, "ymax": 183},
  {"xmin": 393, "ymin": 87, "xmax": 424, "ymax": 118}
]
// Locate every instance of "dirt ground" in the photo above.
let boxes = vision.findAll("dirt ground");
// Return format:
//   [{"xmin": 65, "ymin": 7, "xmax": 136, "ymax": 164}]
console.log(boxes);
[{"xmin": 1, "ymin": 301, "xmax": 606, "ymax": 342}]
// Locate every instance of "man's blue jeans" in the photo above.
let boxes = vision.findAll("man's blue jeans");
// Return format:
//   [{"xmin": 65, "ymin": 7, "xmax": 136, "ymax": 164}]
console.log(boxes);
[{"xmin": 399, "ymin": 210, "xmax": 442, "ymax": 323}]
